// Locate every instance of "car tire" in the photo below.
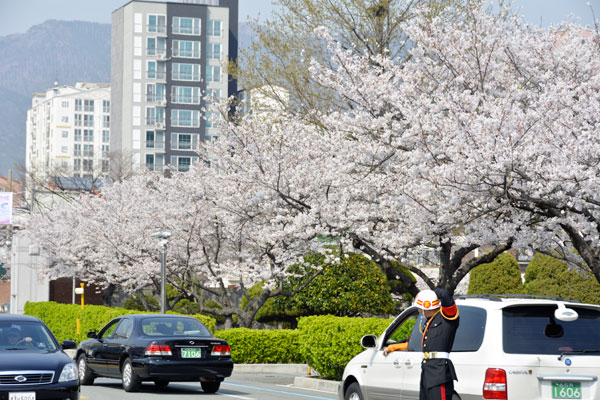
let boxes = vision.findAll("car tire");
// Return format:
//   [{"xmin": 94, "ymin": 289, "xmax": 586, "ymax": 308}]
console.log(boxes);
[
  {"xmin": 121, "ymin": 358, "xmax": 141, "ymax": 392},
  {"xmin": 345, "ymin": 382, "xmax": 364, "ymax": 400},
  {"xmin": 77, "ymin": 354, "xmax": 95, "ymax": 385},
  {"xmin": 201, "ymin": 380, "xmax": 221, "ymax": 393},
  {"xmin": 154, "ymin": 379, "xmax": 170, "ymax": 388}
]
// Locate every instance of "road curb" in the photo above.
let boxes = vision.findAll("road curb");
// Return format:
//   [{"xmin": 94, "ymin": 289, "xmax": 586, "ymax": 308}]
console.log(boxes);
[{"xmin": 293, "ymin": 376, "xmax": 340, "ymax": 393}]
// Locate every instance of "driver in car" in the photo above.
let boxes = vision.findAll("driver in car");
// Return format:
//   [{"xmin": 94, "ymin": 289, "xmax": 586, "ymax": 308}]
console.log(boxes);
[
  {"xmin": 6, "ymin": 328, "xmax": 34, "ymax": 347},
  {"xmin": 384, "ymin": 288, "xmax": 460, "ymax": 400}
]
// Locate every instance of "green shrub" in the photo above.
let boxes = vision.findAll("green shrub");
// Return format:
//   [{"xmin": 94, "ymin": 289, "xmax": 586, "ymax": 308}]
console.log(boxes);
[
  {"xmin": 297, "ymin": 315, "xmax": 393, "ymax": 380},
  {"xmin": 214, "ymin": 328, "xmax": 302, "ymax": 364},
  {"xmin": 468, "ymin": 252, "xmax": 523, "ymax": 294},
  {"xmin": 524, "ymin": 254, "xmax": 600, "ymax": 304},
  {"xmin": 24, "ymin": 301, "xmax": 216, "ymax": 343}
]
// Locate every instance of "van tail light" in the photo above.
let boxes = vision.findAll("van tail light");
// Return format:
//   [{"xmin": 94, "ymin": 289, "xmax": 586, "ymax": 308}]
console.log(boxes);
[
  {"xmin": 483, "ymin": 368, "xmax": 507, "ymax": 399},
  {"xmin": 211, "ymin": 345, "xmax": 231, "ymax": 356},
  {"xmin": 145, "ymin": 344, "xmax": 172, "ymax": 356}
]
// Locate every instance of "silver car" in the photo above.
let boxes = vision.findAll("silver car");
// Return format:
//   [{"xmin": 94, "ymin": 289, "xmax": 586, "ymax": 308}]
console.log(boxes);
[{"xmin": 339, "ymin": 296, "xmax": 600, "ymax": 400}]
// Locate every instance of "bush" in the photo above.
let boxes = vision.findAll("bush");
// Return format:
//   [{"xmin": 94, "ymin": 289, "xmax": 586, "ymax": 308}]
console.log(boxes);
[
  {"xmin": 468, "ymin": 252, "xmax": 523, "ymax": 295},
  {"xmin": 297, "ymin": 315, "xmax": 393, "ymax": 380},
  {"xmin": 214, "ymin": 328, "xmax": 303, "ymax": 364},
  {"xmin": 24, "ymin": 301, "xmax": 217, "ymax": 343},
  {"xmin": 256, "ymin": 252, "xmax": 396, "ymax": 325},
  {"xmin": 524, "ymin": 253, "xmax": 600, "ymax": 304}
]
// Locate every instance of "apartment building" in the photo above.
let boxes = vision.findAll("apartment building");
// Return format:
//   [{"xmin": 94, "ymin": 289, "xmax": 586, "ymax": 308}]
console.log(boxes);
[
  {"xmin": 25, "ymin": 82, "xmax": 112, "ymax": 182},
  {"xmin": 111, "ymin": 0, "xmax": 238, "ymax": 172}
]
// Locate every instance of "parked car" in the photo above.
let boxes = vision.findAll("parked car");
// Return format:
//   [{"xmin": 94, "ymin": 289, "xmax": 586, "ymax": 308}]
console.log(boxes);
[
  {"xmin": 76, "ymin": 314, "xmax": 233, "ymax": 393},
  {"xmin": 0, "ymin": 314, "xmax": 79, "ymax": 400},
  {"xmin": 339, "ymin": 295, "xmax": 600, "ymax": 400}
]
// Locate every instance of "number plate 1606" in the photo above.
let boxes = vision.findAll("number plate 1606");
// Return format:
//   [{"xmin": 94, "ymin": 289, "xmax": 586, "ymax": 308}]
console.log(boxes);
[{"xmin": 552, "ymin": 382, "xmax": 581, "ymax": 399}]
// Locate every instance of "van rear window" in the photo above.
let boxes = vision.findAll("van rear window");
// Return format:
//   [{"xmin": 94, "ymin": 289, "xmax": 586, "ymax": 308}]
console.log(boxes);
[{"xmin": 503, "ymin": 305, "xmax": 600, "ymax": 354}]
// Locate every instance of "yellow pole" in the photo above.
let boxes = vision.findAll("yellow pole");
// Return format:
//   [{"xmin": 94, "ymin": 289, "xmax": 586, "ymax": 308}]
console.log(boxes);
[
  {"xmin": 76, "ymin": 318, "xmax": 80, "ymax": 335},
  {"xmin": 80, "ymin": 283, "xmax": 85, "ymax": 309}
]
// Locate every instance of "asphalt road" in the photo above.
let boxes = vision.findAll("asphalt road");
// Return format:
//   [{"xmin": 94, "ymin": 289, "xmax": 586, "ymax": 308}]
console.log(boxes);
[{"xmin": 80, "ymin": 372, "xmax": 338, "ymax": 400}]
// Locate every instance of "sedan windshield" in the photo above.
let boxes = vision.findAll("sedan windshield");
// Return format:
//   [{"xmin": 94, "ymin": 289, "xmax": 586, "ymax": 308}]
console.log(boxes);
[
  {"xmin": 141, "ymin": 317, "xmax": 211, "ymax": 337},
  {"xmin": 0, "ymin": 322, "xmax": 58, "ymax": 351}
]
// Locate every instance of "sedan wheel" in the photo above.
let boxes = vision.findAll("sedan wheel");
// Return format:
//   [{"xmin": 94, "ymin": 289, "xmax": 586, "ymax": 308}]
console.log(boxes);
[
  {"xmin": 122, "ymin": 358, "xmax": 141, "ymax": 392},
  {"xmin": 201, "ymin": 380, "xmax": 221, "ymax": 393},
  {"xmin": 77, "ymin": 354, "xmax": 95, "ymax": 385},
  {"xmin": 345, "ymin": 382, "xmax": 364, "ymax": 400}
]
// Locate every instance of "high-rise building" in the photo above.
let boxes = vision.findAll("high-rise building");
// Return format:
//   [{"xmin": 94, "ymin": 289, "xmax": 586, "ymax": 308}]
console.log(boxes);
[
  {"xmin": 111, "ymin": 0, "xmax": 238, "ymax": 172},
  {"xmin": 26, "ymin": 82, "xmax": 112, "ymax": 182}
]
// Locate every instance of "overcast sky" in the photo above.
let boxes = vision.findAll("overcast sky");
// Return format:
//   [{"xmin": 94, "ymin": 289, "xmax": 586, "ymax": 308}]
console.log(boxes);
[{"xmin": 0, "ymin": 0, "xmax": 597, "ymax": 37}]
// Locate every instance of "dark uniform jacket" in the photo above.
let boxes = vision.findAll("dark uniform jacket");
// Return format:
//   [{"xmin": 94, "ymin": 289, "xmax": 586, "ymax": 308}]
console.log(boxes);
[{"xmin": 420, "ymin": 303, "xmax": 460, "ymax": 389}]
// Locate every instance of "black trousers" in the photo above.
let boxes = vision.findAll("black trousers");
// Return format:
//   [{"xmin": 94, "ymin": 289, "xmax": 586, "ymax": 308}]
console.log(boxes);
[{"xmin": 420, "ymin": 379, "xmax": 454, "ymax": 400}]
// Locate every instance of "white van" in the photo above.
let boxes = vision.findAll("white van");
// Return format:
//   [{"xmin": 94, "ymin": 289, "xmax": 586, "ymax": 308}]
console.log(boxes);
[{"xmin": 339, "ymin": 296, "xmax": 600, "ymax": 400}]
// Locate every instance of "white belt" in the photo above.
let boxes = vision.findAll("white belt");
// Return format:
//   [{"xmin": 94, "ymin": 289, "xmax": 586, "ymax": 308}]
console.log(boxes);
[{"xmin": 423, "ymin": 351, "xmax": 450, "ymax": 360}]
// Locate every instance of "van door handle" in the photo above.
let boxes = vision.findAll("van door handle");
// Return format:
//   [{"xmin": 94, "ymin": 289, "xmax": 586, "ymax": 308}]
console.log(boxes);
[
  {"xmin": 393, "ymin": 360, "xmax": 401, "ymax": 368},
  {"xmin": 405, "ymin": 359, "xmax": 412, "ymax": 367}
]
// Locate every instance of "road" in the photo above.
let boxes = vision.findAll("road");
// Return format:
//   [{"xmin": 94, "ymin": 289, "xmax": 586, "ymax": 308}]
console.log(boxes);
[{"xmin": 80, "ymin": 372, "xmax": 338, "ymax": 400}]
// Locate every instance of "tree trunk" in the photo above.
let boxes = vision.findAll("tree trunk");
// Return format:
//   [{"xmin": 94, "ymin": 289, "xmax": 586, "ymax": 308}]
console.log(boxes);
[{"xmin": 102, "ymin": 283, "xmax": 116, "ymax": 307}]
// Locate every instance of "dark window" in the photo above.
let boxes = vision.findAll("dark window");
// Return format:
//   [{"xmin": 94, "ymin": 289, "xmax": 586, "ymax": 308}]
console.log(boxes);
[
  {"xmin": 141, "ymin": 317, "xmax": 211, "ymax": 337},
  {"xmin": 113, "ymin": 318, "xmax": 134, "ymax": 339},
  {"xmin": 503, "ymin": 305, "xmax": 600, "ymax": 354}
]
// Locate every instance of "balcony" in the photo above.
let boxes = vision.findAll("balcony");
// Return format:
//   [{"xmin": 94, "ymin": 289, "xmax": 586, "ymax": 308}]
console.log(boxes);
[
  {"xmin": 146, "ymin": 94, "xmax": 167, "ymax": 107},
  {"xmin": 145, "ymin": 140, "xmax": 165, "ymax": 150}
]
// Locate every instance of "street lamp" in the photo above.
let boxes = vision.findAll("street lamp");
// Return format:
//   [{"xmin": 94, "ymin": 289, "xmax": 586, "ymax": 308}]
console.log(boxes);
[{"xmin": 151, "ymin": 231, "xmax": 172, "ymax": 314}]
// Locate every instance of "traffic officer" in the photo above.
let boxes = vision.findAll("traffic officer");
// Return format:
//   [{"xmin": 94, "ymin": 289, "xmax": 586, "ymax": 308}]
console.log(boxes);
[{"xmin": 384, "ymin": 287, "xmax": 459, "ymax": 400}]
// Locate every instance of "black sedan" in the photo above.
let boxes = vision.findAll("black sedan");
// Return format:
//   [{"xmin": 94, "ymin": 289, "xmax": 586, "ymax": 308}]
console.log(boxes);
[
  {"xmin": 76, "ymin": 314, "xmax": 233, "ymax": 393},
  {"xmin": 0, "ymin": 314, "xmax": 79, "ymax": 400}
]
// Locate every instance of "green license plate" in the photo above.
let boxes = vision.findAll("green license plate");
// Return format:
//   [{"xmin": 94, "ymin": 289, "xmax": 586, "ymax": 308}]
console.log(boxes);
[
  {"xmin": 181, "ymin": 347, "xmax": 203, "ymax": 358},
  {"xmin": 552, "ymin": 382, "xmax": 582, "ymax": 399}
]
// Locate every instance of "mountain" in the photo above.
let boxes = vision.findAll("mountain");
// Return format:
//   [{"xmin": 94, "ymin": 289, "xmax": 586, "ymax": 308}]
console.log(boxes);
[{"xmin": 0, "ymin": 19, "xmax": 253, "ymax": 178}]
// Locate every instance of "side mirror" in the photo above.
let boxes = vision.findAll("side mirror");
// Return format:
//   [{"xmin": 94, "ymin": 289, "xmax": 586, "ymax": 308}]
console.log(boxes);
[
  {"xmin": 87, "ymin": 332, "xmax": 97, "ymax": 339},
  {"xmin": 361, "ymin": 335, "xmax": 378, "ymax": 349},
  {"xmin": 61, "ymin": 340, "xmax": 77, "ymax": 349}
]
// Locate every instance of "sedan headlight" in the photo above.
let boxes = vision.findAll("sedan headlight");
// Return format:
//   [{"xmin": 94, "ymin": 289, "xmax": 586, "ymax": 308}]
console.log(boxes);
[{"xmin": 59, "ymin": 362, "xmax": 79, "ymax": 382}]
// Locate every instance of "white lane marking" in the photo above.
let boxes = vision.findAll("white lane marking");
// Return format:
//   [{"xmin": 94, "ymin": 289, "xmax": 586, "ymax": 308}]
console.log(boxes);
[{"xmin": 224, "ymin": 395, "xmax": 253, "ymax": 400}]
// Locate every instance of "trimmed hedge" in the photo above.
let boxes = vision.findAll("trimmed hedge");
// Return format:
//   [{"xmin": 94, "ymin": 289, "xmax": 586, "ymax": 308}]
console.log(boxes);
[
  {"xmin": 468, "ymin": 252, "xmax": 524, "ymax": 295},
  {"xmin": 214, "ymin": 328, "xmax": 303, "ymax": 364},
  {"xmin": 24, "ymin": 301, "xmax": 216, "ymax": 343},
  {"xmin": 297, "ymin": 315, "xmax": 394, "ymax": 380}
]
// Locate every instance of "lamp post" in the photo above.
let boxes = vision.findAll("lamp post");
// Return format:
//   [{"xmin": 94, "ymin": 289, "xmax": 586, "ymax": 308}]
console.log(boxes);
[{"xmin": 151, "ymin": 231, "xmax": 172, "ymax": 314}]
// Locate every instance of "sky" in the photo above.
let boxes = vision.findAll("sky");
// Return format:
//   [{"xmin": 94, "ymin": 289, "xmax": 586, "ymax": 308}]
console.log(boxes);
[{"xmin": 0, "ymin": 0, "xmax": 598, "ymax": 37}]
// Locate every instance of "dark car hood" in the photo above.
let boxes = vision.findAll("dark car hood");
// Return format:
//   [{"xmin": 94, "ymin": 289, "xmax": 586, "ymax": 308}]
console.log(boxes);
[{"xmin": 0, "ymin": 350, "xmax": 72, "ymax": 371}]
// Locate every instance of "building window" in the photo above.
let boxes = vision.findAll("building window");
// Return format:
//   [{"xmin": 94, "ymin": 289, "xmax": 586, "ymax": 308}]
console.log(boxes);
[
  {"xmin": 207, "ymin": 43, "xmax": 221, "ymax": 60},
  {"xmin": 83, "ymin": 144, "xmax": 94, "ymax": 157},
  {"xmin": 171, "ymin": 156, "xmax": 194, "ymax": 172},
  {"xmin": 83, "ymin": 159, "xmax": 93, "ymax": 172},
  {"xmin": 61, "ymin": 146, "xmax": 68, "ymax": 154},
  {"xmin": 102, "ymin": 160, "xmax": 109, "ymax": 173},
  {"xmin": 103, "ymin": 100, "xmax": 110, "ymax": 113},
  {"xmin": 83, "ymin": 115, "xmax": 94, "ymax": 127},
  {"xmin": 61, "ymin": 116, "xmax": 69, "ymax": 123},
  {"xmin": 84, "ymin": 100, "xmax": 94, "ymax": 112},
  {"xmin": 172, "ymin": 63, "xmax": 200, "ymax": 81},
  {"xmin": 146, "ymin": 83, "xmax": 166, "ymax": 102},
  {"xmin": 146, "ymin": 107, "xmax": 165, "ymax": 125},
  {"xmin": 205, "ymin": 112, "xmax": 213, "ymax": 128},
  {"xmin": 147, "ymin": 37, "xmax": 167, "ymax": 56},
  {"xmin": 61, "ymin": 131, "xmax": 69, "ymax": 138},
  {"xmin": 74, "ymin": 129, "xmax": 82, "ymax": 141},
  {"xmin": 145, "ymin": 131, "xmax": 155, "ymax": 149},
  {"xmin": 75, "ymin": 99, "xmax": 82, "ymax": 111},
  {"xmin": 83, "ymin": 130, "xmax": 94, "ymax": 142},
  {"xmin": 102, "ymin": 144, "xmax": 110, "ymax": 157},
  {"xmin": 146, "ymin": 154, "xmax": 155, "ymax": 170},
  {"xmin": 103, "ymin": 115, "xmax": 110, "ymax": 128},
  {"xmin": 74, "ymin": 144, "xmax": 82, "ymax": 156},
  {"xmin": 171, "ymin": 86, "xmax": 200, "ymax": 104},
  {"xmin": 73, "ymin": 159, "xmax": 81, "ymax": 171},
  {"xmin": 171, "ymin": 109, "xmax": 200, "ymax": 127},
  {"xmin": 102, "ymin": 130, "xmax": 110, "ymax": 143},
  {"xmin": 61, "ymin": 160, "xmax": 68, "ymax": 168},
  {"xmin": 172, "ymin": 16, "xmax": 200, "ymax": 35},
  {"xmin": 205, "ymin": 88, "xmax": 222, "ymax": 103},
  {"xmin": 207, "ymin": 19, "xmax": 222, "ymax": 37},
  {"xmin": 147, "ymin": 61, "xmax": 166, "ymax": 79},
  {"xmin": 147, "ymin": 14, "xmax": 166, "ymax": 33},
  {"xmin": 206, "ymin": 66, "xmax": 221, "ymax": 83},
  {"xmin": 171, "ymin": 133, "xmax": 199, "ymax": 150},
  {"xmin": 172, "ymin": 40, "xmax": 200, "ymax": 58},
  {"xmin": 62, "ymin": 101, "xmax": 69, "ymax": 108},
  {"xmin": 74, "ymin": 114, "xmax": 82, "ymax": 127}
]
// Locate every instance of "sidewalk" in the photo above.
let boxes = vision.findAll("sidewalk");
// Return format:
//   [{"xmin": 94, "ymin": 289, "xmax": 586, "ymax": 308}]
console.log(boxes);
[{"xmin": 65, "ymin": 350, "xmax": 340, "ymax": 393}]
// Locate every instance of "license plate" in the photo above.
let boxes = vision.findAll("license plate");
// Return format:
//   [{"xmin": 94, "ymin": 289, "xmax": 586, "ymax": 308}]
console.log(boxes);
[
  {"xmin": 9, "ymin": 393, "xmax": 36, "ymax": 400},
  {"xmin": 552, "ymin": 382, "xmax": 582, "ymax": 399},
  {"xmin": 181, "ymin": 347, "xmax": 202, "ymax": 358}
]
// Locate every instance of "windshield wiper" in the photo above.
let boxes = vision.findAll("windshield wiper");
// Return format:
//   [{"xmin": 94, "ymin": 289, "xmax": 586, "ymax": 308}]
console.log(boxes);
[
  {"xmin": 4, "ymin": 348, "xmax": 28, "ymax": 351},
  {"xmin": 558, "ymin": 350, "xmax": 600, "ymax": 360}
]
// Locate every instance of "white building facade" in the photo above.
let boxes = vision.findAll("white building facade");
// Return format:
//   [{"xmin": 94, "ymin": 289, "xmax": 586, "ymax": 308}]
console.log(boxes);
[
  {"xmin": 111, "ymin": 0, "xmax": 238, "ymax": 173},
  {"xmin": 26, "ymin": 82, "xmax": 112, "ymax": 181}
]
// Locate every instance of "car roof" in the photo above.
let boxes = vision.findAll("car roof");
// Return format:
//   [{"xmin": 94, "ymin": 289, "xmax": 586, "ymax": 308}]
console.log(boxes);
[
  {"xmin": 455, "ymin": 296, "xmax": 599, "ymax": 311},
  {"xmin": 116, "ymin": 314, "xmax": 198, "ymax": 320},
  {"xmin": 0, "ymin": 314, "xmax": 42, "ymax": 322}
]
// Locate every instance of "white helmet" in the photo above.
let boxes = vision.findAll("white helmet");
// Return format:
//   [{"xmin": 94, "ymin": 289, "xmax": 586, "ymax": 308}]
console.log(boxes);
[{"xmin": 414, "ymin": 289, "xmax": 440, "ymax": 310}]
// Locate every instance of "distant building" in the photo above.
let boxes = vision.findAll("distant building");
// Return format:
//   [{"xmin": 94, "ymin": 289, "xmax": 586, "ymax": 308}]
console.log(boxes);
[
  {"xmin": 25, "ymin": 82, "xmax": 112, "ymax": 185},
  {"xmin": 111, "ymin": 0, "xmax": 239, "ymax": 173},
  {"xmin": 0, "ymin": 176, "xmax": 22, "ymax": 207}
]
